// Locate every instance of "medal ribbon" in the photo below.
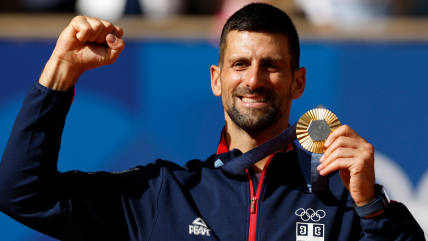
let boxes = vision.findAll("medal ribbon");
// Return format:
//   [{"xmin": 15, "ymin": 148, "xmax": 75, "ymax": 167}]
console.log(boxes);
[{"xmin": 216, "ymin": 121, "xmax": 327, "ymax": 193}]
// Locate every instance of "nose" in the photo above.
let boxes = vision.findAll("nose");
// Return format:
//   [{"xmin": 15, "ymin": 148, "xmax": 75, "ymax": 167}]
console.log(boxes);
[{"xmin": 242, "ymin": 64, "xmax": 265, "ymax": 90}]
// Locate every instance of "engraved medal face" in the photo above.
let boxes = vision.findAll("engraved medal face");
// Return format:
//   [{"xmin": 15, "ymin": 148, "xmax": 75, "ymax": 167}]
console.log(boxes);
[
  {"xmin": 296, "ymin": 107, "xmax": 341, "ymax": 153},
  {"xmin": 307, "ymin": 120, "xmax": 331, "ymax": 142}
]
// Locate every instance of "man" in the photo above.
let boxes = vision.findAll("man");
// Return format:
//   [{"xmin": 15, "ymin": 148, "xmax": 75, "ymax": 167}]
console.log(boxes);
[{"xmin": 0, "ymin": 3, "xmax": 424, "ymax": 241}]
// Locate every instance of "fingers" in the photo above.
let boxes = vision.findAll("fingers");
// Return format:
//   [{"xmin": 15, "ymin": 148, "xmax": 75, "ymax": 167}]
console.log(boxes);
[
  {"xmin": 101, "ymin": 25, "xmax": 123, "ymax": 45},
  {"xmin": 319, "ymin": 157, "xmax": 355, "ymax": 176},
  {"xmin": 85, "ymin": 18, "xmax": 105, "ymax": 42},
  {"xmin": 71, "ymin": 16, "xmax": 122, "ymax": 44},
  {"xmin": 112, "ymin": 26, "xmax": 124, "ymax": 39},
  {"xmin": 73, "ymin": 16, "xmax": 93, "ymax": 42},
  {"xmin": 317, "ymin": 125, "xmax": 374, "ymax": 176},
  {"xmin": 94, "ymin": 20, "xmax": 114, "ymax": 44},
  {"xmin": 325, "ymin": 125, "xmax": 366, "ymax": 148},
  {"xmin": 105, "ymin": 34, "xmax": 125, "ymax": 65},
  {"xmin": 321, "ymin": 136, "xmax": 371, "ymax": 163},
  {"xmin": 317, "ymin": 147, "xmax": 373, "ymax": 176}
]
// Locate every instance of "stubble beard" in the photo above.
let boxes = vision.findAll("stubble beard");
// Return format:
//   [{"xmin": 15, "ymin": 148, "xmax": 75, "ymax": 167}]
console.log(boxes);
[{"xmin": 222, "ymin": 83, "xmax": 291, "ymax": 135}]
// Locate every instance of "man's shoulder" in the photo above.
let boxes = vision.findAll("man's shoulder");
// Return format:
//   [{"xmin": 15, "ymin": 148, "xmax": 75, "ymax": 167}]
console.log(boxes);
[
  {"xmin": 143, "ymin": 154, "xmax": 217, "ymax": 174},
  {"xmin": 147, "ymin": 154, "xmax": 222, "ymax": 187},
  {"xmin": 177, "ymin": 154, "xmax": 217, "ymax": 173}
]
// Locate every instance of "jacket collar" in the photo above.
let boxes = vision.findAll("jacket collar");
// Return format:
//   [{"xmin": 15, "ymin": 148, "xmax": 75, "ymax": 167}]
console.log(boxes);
[
  {"xmin": 216, "ymin": 127, "xmax": 293, "ymax": 153},
  {"xmin": 215, "ymin": 127, "xmax": 312, "ymax": 189},
  {"xmin": 215, "ymin": 127, "xmax": 293, "ymax": 166}
]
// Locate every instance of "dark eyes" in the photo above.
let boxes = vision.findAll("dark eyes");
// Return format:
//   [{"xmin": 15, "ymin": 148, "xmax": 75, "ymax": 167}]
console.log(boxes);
[
  {"xmin": 263, "ymin": 63, "xmax": 279, "ymax": 70},
  {"xmin": 233, "ymin": 62, "xmax": 247, "ymax": 67},
  {"xmin": 232, "ymin": 62, "xmax": 279, "ymax": 71},
  {"xmin": 262, "ymin": 61, "xmax": 278, "ymax": 67}
]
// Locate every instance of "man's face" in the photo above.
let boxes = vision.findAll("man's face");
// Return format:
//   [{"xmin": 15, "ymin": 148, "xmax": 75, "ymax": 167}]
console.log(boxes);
[{"xmin": 212, "ymin": 31, "xmax": 300, "ymax": 133}]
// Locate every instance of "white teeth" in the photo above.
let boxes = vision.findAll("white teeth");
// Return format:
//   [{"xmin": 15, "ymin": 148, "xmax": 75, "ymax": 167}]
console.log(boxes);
[{"xmin": 241, "ymin": 97, "xmax": 267, "ymax": 103}]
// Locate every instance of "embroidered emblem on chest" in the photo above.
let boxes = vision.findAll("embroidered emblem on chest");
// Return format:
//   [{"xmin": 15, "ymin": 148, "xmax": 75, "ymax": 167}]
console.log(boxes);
[{"xmin": 189, "ymin": 217, "xmax": 211, "ymax": 236}]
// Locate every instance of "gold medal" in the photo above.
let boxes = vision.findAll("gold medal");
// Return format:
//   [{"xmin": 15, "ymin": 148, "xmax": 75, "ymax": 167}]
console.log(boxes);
[{"xmin": 296, "ymin": 106, "xmax": 341, "ymax": 153}]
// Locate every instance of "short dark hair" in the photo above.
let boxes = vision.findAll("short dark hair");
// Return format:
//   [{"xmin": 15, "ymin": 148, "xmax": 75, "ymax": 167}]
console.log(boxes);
[{"xmin": 219, "ymin": 3, "xmax": 300, "ymax": 71}]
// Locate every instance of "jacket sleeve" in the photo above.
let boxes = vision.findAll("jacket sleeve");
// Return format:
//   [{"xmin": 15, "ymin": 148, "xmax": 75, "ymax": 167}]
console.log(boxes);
[
  {"xmin": 360, "ymin": 201, "xmax": 425, "ymax": 240},
  {"xmin": 0, "ymin": 83, "xmax": 163, "ymax": 241}
]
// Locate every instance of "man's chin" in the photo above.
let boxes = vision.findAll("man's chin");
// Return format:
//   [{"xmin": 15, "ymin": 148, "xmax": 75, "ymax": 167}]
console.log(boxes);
[
  {"xmin": 234, "ymin": 121, "xmax": 273, "ymax": 133},
  {"xmin": 235, "ymin": 106, "xmax": 272, "ymax": 116},
  {"xmin": 228, "ymin": 112, "xmax": 279, "ymax": 133}
]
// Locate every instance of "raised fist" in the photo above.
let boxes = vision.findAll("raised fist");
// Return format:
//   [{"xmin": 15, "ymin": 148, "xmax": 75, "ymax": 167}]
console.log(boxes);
[{"xmin": 39, "ymin": 16, "xmax": 125, "ymax": 91}]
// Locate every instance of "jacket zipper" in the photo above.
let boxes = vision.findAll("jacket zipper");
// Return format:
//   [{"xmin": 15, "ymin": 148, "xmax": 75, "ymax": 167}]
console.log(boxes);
[{"xmin": 246, "ymin": 154, "xmax": 275, "ymax": 241}]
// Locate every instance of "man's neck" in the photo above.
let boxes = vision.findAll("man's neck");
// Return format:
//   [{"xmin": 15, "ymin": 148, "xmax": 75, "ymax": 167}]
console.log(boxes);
[{"xmin": 224, "ymin": 114, "xmax": 290, "ymax": 173}]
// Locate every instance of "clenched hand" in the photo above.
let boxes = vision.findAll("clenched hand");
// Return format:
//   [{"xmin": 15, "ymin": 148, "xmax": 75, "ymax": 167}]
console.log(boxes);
[{"xmin": 39, "ymin": 16, "xmax": 125, "ymax": 91}]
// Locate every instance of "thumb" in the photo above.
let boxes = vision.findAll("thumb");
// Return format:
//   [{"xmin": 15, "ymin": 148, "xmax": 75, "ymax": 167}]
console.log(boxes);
[{"xmin": 105, "ymin": 34, "xmax": 125, "ymax": 65}]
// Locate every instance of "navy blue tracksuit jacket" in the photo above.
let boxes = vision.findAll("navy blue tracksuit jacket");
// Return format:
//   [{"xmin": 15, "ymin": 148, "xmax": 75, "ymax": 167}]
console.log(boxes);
[{"xmin": 0, "ymin": 83, "xmax": 425, "ymax": 240}]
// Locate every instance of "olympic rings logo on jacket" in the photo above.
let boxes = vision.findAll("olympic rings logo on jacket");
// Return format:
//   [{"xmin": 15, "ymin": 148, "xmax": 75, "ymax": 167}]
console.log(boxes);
[{"xmin": 295, "ymin": 208, "xmax": 326, "ymax": 222}]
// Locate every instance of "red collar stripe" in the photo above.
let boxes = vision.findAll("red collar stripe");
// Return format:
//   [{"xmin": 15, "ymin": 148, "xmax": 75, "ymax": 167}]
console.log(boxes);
[{"xmin": 216, "ymin": 128, "xmax": 293, "ymax": 155}]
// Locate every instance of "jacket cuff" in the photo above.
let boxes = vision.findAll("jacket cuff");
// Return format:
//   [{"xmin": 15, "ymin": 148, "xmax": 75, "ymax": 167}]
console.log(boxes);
[
  {"xmin": 360, "ymin": 201, "xmax": 424, "ymax": 239},
  {"xmin": 34, "ymin": 81, "xmax": 75, "ymax": 96}
]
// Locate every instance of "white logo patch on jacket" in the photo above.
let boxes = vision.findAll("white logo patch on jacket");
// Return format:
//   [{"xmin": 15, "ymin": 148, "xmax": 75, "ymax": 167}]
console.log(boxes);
[
  {"xmin": 295, "ymin": 208, "xmax": 325, "ymax": 241},
  {"xmin": 189, "ymin": 217, "xmax": 211, "ymax": 236},
  {"xmin": 296, "ymin": 222, "xmax": 325, "ymax": 241}
]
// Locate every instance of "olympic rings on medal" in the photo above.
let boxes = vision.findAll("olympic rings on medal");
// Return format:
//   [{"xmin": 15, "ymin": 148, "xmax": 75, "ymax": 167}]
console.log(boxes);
[{"xmin": 295, "ymin": 208, "xmax": 326, "ymax": 222}]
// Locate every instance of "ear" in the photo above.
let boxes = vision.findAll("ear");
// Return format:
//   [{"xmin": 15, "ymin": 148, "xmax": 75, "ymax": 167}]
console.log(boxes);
[
  {"xmin": 291, "ymin": 67, "xmax": 306, "ymax": 99},
  {"xmin": 211, "ymin": 65, "xmax": 222, "ymax": 97}
]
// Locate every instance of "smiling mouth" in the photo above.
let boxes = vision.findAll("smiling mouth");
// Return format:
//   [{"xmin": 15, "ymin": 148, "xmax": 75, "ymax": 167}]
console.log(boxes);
[{"xmin": 240, "ymin": 96, "xmax": 270, "ymax": 103}]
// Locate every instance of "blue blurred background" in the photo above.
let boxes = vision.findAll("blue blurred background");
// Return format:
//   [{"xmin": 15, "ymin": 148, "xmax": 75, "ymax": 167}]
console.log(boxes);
[{"xmin": 1, "ymin": 0, "xmax": 428, "ymax": 240}]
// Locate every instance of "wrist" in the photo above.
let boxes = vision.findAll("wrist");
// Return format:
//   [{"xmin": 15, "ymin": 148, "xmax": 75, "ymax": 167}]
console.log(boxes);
[
  {"xmin": 354, "ymin": 192, "xmax": 376, "ymax": 207},
  {"xmin": 39, "ymin": 56, "xmax": 83, "ymax": 91},
  {"xmin": 352, "ymin": 184, "xmax": 390, "ymax": 218}
]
